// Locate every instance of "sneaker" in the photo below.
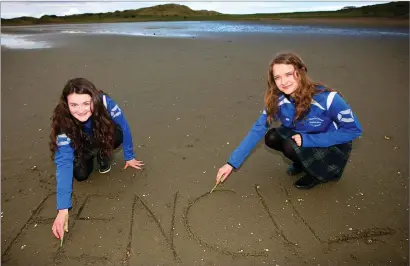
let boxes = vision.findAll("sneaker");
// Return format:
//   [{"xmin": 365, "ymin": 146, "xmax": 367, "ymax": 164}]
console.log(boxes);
[
  {"xmin": 97, "ymin": 151, "xmax": 111, "ymax": 174},
  {"xmin": 99, "ymin": 162, "xmax": 111, "ymax": 174},
  {"xmin": 295, "ymin": 175, "xmax": 329, "ymax": 189},
  {"xmin": 294, "ymin": 174, "xmax": 321, "ymax": 189},
  {"xmin": 286, "ymin": 163, "xmax": 304, "ymax": 176}
]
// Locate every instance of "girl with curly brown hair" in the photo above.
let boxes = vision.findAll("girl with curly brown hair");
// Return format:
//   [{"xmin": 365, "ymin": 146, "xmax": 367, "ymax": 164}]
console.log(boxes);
[
  {"xmin": 216, "ymin": 52, "xmax": 362, "ymax": 189},
  {"xmin": 50, "ymin": 77, "xmax": 144, "ymax": 240}
]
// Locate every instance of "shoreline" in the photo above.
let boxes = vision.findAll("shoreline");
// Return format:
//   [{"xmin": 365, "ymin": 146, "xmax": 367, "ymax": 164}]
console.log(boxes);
[
  {"xmin": 2, "ymin": 17, "xmax": 409, "ymax": 29},
  {"xmin": 259, "ymin": 17, "xmax": 409, "ymax": 28}
]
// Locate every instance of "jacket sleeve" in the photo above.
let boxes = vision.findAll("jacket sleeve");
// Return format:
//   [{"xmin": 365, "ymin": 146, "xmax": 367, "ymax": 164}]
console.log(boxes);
[
  {"xmin": 103, "ymin": 95, "xmax": 136, "ymax": 161},
  {"xmin": 301, "ymin": 93, "xmax": 362, "ymax": 147},
  {"xmin": 227, "ymin": 110, "xmax": 270, "ymax": 169},
  {"xmin": 54, "ymin": 134, "xmax": 74, "ymax": 210}
]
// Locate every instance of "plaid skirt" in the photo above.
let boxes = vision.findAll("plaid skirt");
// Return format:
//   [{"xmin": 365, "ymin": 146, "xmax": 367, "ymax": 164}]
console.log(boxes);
[{"xmin": 276, "ymin": 126, "xmax": 352, "ymax": 181}]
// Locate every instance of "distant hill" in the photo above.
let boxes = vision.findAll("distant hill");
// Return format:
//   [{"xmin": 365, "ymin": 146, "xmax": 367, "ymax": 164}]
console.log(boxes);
[
  {"xmin": 1, "ymin": 2, "xmax": 408, "ymax": 26},
  {"xmin": 1, "ymin": 3, "xmax": 221, "ymax": 25},
  {"xmin": 130, "ymin": 3, "xmax": 220, "ymax": 16}
]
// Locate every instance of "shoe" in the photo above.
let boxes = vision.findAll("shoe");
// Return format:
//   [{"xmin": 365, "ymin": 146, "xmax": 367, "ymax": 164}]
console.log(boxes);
[
  {"xmin": 329, "ymin": 176, "xmax": 341, "ymax": 182},
  {"xmin": 97, "ymin": 151, "xmax": 111, "ymax": 174},
  {"xmin": 99, "ymin": 162, "xmax": 111, "ymax": 174},
  {"xmin": 294, "ymin": 174, "xmax": 322, "ymax": 189},
  {"xmin": 286, "ymin": 163, "xmax": 303, "ymax": 176}
]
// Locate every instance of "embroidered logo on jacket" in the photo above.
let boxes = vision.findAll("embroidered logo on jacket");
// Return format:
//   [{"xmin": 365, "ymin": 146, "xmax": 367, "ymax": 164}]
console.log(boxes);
[
  {"xmin": 307, "ymin": 117, "xmax": 324, "ymax": 127},
  {"xmin": 111, "ymin": 105, "xmax": 122, "ymax": 119},
  {"xmin": 337, "ymin": 109, "xmax": 354, "ymax": 123},
  {"xmin": 57, "ymin": 134, "xmax": 71, "ymax": 146}
]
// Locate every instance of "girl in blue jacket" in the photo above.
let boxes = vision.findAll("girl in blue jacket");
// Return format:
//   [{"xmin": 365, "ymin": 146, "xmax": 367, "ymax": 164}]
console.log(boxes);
[
  {"xmin": 49, "ymin": 77, "xmax": 144, "ymax": 240},
  {"xmin": 216, "ymin": 52, "xmax": 362, "ymax": 189}
]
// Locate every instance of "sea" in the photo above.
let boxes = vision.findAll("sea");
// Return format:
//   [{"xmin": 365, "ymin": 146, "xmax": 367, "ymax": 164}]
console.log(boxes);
[{"xmin": 1, "ymin": 20, "xmax": 409, "ymax": 49}]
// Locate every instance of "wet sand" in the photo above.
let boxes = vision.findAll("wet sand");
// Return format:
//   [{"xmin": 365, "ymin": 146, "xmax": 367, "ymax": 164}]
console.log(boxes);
[{"xmin": 1, "ymin": 29, "xmax": 409, "ymax": 265}]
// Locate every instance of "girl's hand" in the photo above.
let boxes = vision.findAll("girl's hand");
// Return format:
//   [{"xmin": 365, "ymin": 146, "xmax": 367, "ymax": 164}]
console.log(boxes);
[
  {"xmin": 52, "ymin": 209, "xmax": 68, "ymax": 239},
  {"xmin": 291, "ymin": 134, "xmax": 302, "ymax": 147},
  {"xmin": 124, "ymin": 158, "xmax": 144, "ymax": 170},
  {"xmin": 216, "ymin": 164, "xmax": 234, "ymax": 184}
]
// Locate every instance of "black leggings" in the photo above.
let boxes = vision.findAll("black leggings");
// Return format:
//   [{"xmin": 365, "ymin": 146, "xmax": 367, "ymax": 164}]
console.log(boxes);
[
  {"xmin": 264, "ymin": 128, "xmax": 300, "ymax": 165},
  {"xmin": 73, "ymin": 126, "xmax": 123, "ymax": 181}
]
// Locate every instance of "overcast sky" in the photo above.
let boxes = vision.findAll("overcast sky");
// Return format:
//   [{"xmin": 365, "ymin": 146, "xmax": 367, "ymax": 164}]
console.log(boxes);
[{"xmin": 1, "ymin": 1, "xmax": 389, "ymax": 19}]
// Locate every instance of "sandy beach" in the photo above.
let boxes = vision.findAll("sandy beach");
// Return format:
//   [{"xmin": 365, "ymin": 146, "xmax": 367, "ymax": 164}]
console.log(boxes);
[{"xmin": 1, "ymin": 25, "xmax": 409, "ymax": 265}]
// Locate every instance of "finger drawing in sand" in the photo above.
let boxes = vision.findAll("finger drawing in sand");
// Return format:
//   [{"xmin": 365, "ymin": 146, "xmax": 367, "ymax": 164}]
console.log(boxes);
[
  {"xmin": 217, "ymin": 52, "xmax": 363, "ymax": 189},
  {"xmin": 49, "ymin": 78, "xmax": 144, "ymax": 242}
]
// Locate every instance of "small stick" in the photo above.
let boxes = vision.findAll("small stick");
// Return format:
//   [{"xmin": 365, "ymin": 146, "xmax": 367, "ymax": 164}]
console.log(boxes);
[
  {"xmin": 60, "ymin": 236, "xmax": 64, "ymax": 248},
  {"xmin": 210, "ymin": 182, "xmax": 220, "ymax": 193},
  {"xmin": 210, "ymin": 174, "xmax": 224, "ymax": 193}
]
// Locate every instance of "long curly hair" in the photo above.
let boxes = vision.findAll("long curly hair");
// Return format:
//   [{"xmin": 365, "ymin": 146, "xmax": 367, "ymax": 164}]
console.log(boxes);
[
  {"xmin": 264, "ymin": 52, "xmax": 338, "ymax": 124},
  {"xmin": 49, "ymin": 78, "xmax": 116, "ymax": 160}
]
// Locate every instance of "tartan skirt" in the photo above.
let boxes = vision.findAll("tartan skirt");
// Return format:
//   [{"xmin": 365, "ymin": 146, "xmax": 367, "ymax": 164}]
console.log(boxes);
[{"xmin": 275, "ymin": 126, "xmax": 352, "ymax": 181}]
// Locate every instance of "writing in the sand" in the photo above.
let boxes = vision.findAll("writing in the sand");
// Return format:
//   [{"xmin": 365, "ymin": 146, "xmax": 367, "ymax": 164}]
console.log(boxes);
[{"xmin": 2, "ymin": 189, "xmax": 396, "ymax": 265}]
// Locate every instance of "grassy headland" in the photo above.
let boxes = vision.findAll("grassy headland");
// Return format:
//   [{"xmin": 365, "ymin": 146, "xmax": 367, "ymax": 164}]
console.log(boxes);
[{"xmin": 1, "ymin": 2, "xmax": 409, "ymax": 26}]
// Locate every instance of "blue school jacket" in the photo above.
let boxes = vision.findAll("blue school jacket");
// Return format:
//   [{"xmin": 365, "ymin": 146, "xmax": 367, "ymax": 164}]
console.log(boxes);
[
  {"xmin": 55, "ymin": 94, "xmax": 135, "ymax": 210},
  {"xmin": 227, "ymin": 89, "xmax": 363, "ymax": 169}
]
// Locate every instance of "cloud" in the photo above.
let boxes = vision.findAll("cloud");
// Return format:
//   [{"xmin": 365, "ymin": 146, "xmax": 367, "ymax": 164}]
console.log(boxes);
[
  {"xmin": 62, "ymin": 8, "xmax": 81, "ymax": 16},
  {"xmin": 1, "ymin": 2, "xmax": 160, "ymax": 18}
]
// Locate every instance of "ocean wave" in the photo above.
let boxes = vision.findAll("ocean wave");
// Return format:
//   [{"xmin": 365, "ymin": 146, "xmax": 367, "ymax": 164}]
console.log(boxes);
[{"xmin": 1, "ymin": 34, "xmax": 51, "ymax": 49}]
